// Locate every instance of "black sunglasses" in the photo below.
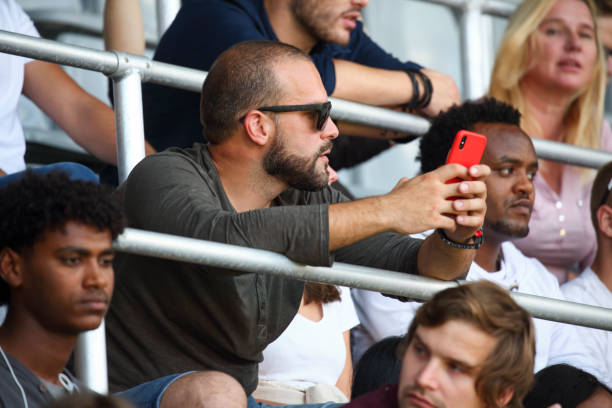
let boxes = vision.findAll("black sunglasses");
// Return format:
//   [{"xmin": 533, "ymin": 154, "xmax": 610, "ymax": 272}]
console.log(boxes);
[
  {"xmin": 599, "ymin": 177, "xmax": 612, "ymax": 207},
  {"xmin": 239, "ymin": 101, "xmax": 332, "ymax": 131}
]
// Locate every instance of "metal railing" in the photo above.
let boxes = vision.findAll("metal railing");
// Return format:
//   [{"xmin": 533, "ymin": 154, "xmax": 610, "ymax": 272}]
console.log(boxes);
[{"xmin": 1, "ymin": 2, "xmax": 612, "ymax": 391}]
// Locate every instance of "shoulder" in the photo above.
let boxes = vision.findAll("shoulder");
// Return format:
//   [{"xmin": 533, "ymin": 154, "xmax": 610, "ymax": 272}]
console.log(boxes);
[
  {"xmin": 345, "ymin": 384, "xmax": 399, "ymax": 408},
  {"xmin": 502, "ymin": 242, "xmax": 563, "ymax": 294},
  {"xmin": 601, "ymin": 118, "xmax": 612, "ymax": 152}
]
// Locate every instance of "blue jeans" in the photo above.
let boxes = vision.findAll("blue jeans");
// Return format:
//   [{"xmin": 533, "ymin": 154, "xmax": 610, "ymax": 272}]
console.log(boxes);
[
  {"xmin": 117, "ymin": 372, "xmax": 345, "ymax": 408},
  {"xmin": 0, "ymin": 162, "xmax": 98, "ymax": 188}
]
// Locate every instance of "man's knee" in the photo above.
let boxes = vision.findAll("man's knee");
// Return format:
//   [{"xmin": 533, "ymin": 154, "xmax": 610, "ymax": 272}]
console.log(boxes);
[{"xmin": 160, "ymin": 371, "xmax": 247, "ymax": 408}]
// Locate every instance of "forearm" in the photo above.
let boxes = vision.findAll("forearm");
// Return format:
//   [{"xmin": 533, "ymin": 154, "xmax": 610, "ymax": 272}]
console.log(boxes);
[
  {"xmin": 329, "ymin": 196, "xmax": 388, "ymax": 250},
  {"xmin": 332, "ymin": 59, "xmax": 411, "ymax": 106},
  {"xmin": 103, "ymin": 0, "xmax": 145, "ymax": 54},
  {"xmin": 336, "ymin": 331, "xmax": 353, "ymax": 399},
  {"xmin": 417, "ymin": 233, "xmax": 474, "ymax": 280}
]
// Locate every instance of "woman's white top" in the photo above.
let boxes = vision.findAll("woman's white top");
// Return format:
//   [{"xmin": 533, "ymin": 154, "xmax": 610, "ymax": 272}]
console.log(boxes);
[{"xmin": 258, "ymin": 286, "xmax": 359, "ymax": 390}]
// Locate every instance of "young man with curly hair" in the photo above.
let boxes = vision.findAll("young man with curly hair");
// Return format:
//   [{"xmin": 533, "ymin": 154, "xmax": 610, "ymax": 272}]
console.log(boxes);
[{"xmin": 0, "ymin": 171, "xmax": 124, "ymax": 407}]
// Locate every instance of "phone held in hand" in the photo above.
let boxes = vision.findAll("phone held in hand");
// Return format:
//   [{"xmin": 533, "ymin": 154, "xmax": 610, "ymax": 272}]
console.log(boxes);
[{"xmin": 445, "ymin": 130, "xmax": 487, "ymax": 185}]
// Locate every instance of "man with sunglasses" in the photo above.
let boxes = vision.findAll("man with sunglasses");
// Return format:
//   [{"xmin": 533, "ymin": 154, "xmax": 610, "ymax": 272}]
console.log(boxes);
[
  {"xmin": 562, "ymin": 161, "xmax": 612, "ymax": 390},
  {"xmin": 106, "ymin": 41, "xmax": 488, "ymax": 408}
]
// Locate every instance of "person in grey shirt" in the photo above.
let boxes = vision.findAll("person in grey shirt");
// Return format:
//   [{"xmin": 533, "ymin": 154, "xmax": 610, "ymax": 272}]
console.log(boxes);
[
  {"xmin": 0, "ymin": 171, "xmax": 124, "ymax": 408},
  {"xmin": 107, "ymin": 40, "xmax": 490, "ymax": 408}
]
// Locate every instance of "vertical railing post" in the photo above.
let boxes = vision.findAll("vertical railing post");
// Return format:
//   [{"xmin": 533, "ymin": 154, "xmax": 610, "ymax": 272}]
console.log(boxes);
[
  {"xmin": 459, "ymin": 0, "xmax": 486, "ymax": 99},
  {"xmin": 75, "ymin": 53, "xmax": 148, "ymax": 394},
  {"xmin": 112, "ymin": 69, "xmax": 147, "ymax": 182},
  {"xmin": 156, "ymin": 0, "xmax": 182, "ymax": 38}
]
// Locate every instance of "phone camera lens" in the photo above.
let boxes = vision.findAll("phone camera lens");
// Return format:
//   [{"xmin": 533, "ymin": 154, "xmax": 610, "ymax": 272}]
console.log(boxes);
[{"xmin": 459, "ymin": 136, "xmax": 466, "ymax": 149}]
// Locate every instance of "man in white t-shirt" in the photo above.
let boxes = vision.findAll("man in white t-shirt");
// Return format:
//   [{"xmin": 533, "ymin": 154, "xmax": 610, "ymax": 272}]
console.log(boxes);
[
  {"xmin": 352, "ymin": 98, "xmax": 605, "ymax": 381},
  {"xmin": 562, "ymin": 161, "xmax": 612, "ymax": 389},
  {"xmin": 0, "ymin": 0, "xmax": 154, "ymax": 182}
]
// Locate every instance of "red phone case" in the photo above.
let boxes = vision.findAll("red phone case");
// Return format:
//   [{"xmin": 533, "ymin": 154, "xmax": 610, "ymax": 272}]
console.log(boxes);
[{"xmin": 445, "ymin": 130, "xmax": 487, "ymax": 184}]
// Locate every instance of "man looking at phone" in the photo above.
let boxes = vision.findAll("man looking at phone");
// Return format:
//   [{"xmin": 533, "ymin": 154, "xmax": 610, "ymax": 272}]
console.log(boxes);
[
  {"xmin": 106, "ymin": 41, "xmax": 488, "ymax": 407},
  {"xmin": 352, "ymin": 98, "xmax": 605, "ymax": 382}
]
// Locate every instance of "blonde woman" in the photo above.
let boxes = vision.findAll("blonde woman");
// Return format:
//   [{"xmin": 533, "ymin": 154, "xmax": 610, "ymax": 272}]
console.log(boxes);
[{"xmin": 489, "ymin": 0, "xmax": 612, "ymax": 282}]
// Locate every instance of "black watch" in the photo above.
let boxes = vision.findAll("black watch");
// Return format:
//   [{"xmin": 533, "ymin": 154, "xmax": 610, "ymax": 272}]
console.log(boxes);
[{"xmin": 436, "ymin": 228, "xmax": 483, "ymax": 250}]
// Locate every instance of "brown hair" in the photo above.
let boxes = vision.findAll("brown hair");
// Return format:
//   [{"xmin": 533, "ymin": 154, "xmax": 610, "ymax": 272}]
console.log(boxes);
[
  {"xmin": 590, "ymin": 161, "xmax": 612, "ymax": 229},
  {"xmin": 303, "ymin": 282, "xmax": 341, "ymax": 305},
  {"xmin": 200, "ymin": 40, "xmax": 311, "ymax": 144},
  {"xmin": 594, "ymin": 0, "xmax": 612, "ymax": 14},
  {"xmin": 400, "ymin": 281, "xmax": 535, "ymax": 408}
]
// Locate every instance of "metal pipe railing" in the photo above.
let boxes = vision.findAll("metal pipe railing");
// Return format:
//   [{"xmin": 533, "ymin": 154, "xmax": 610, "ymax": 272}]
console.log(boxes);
[
  {"xmin": 114, "ymin": 228, "xmax": 612, "ymax": 332},
  {"xmin": 0, "ymin": 29, "xmax": 609, "ymax": 169},
  {"xmin": 1, "ymin": 20, "xmax": 611, "ymax": 391}
]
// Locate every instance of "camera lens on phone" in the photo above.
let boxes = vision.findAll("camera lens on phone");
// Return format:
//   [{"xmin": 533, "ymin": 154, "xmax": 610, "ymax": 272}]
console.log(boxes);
[{"xmin": 459, "ymin": 136, "xmax": 466, "ymax": 149}]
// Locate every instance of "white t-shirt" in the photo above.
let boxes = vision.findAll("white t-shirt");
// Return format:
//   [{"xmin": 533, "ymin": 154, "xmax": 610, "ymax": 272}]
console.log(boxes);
[
  {"xmin": 0, "ymin": 0, "xmax": 40, "ymax": 174},
  {"xmin": 258, "ymin": 286, "xmax": 360, "ymax": 390},
  {"xmin": 352, "ymin": 242, "xmax": 605, "ymax": 380},
  {"xmin": 562, "ymin": 267, "xmax": 612, "ymax": 388}
]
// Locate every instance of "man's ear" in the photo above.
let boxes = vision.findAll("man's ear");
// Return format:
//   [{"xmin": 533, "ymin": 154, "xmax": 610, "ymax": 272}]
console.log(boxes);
[
  {"xmin": 495, "ymin": 388, "xmax": 514, "ymax": 408},
  {"xmin": 242, "ymin": 110, "xmax": 274, "ymax": 146},
  {"xmin": 597, "ymin": 205, "xmax": 612, "ymax": 238},
  {"xmin": 0, "ymin": 248, "xmax": 24, "ymax": 289}
]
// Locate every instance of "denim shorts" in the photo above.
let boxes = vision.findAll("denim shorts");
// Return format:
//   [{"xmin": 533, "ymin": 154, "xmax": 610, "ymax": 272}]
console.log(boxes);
[
  {"xmin": 248, "ymin": 396, "xmax": 345, "ymax": 408},
  {"xmin": 117, "ymin": 372, "xmax": 195, "ymax": 408}
]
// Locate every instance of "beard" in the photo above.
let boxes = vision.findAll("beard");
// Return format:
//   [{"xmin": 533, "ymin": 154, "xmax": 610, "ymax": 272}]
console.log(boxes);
[
  {"xmin": 290, "ymin": 0, "xmax": 351, "ymax": 46},
  {"xmin": 263, "ymin": 131, "xmax": 331, "ymax": 191},
  {"xmin": 485, "ymin": 218, "xmax": 529, "ymax": 239}
]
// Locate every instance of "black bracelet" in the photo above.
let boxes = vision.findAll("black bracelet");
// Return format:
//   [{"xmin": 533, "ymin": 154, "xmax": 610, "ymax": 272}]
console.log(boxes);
[
  {"xmin": 413, "ymin": 70, "xmax": 433, "ymax": 109},
  {"xmin": 403, "ymin": 69, "xmax": 420, "ymax": 110},
  {"xmin": 436, "ymin": 228, "xmax": 483, "ymax": 250}
]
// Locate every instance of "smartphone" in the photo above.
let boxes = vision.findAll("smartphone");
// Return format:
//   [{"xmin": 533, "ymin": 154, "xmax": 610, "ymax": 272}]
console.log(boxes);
[{"xmin": 445, "ymin": 130, "xmax": 487, "ymax": 185}]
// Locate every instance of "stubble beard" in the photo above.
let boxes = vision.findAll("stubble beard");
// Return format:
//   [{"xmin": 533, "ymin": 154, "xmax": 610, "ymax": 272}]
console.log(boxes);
[{"xmin": 290, "ymin": 0, "xmax": 350, "ymax": 46}]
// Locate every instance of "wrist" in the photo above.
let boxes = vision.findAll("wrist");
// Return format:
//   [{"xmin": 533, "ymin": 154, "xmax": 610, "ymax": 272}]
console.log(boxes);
[{"xmin": 437, "ymin": 228, "xmax": 483, "ymax": 250}]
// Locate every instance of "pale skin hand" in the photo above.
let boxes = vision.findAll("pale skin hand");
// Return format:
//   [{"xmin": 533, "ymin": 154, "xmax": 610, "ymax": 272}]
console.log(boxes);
[{"xmin": 328, "ymin": 163, "xmax": 490, "ymax": 250}]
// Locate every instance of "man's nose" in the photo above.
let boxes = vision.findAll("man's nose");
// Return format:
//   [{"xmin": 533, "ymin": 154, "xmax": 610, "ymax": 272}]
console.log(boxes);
[{"xmin": 415, "ymin": 360, "xmax": 441, "ymax": 391}]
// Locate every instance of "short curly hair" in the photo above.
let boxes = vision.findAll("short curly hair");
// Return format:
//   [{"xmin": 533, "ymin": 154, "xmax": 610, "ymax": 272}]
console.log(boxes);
[
  {"xmin": 0, "ymin": 171, "xmax": 125, "ymax": 304},
  {"xmin": 419, "ymin": 98, "xmax": 521, "ymax": 174}
]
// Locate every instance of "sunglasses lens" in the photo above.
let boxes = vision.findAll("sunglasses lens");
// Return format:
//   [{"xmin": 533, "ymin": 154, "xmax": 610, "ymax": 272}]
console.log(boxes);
[{"xmin": 318, "ymin": 102, "xmax": 331, "ymax": 130}]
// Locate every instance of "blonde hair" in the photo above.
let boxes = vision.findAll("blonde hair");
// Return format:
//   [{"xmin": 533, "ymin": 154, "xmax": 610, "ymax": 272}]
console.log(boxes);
[{"xmin": 489, "ymin": 0, "xmax": 606, "ymax": 151}]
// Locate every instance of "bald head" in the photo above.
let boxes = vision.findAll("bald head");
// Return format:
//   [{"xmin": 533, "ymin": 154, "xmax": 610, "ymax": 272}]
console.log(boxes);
[{"xmin": 200, "ymin": 40, "xmax": 312, "ymax": 144}]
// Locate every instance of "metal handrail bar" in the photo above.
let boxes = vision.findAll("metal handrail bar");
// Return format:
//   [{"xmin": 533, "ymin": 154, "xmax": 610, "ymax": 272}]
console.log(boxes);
[
  {"xmin": 115, "ymin": 228, "xmax": 612, "ymax": 332},
  {"xmin": 420, "ymin": 0, "xmax": 516, "ymax": 18},
  {"xmin": 0, "ymin": 29, "xmax": 610, "ymax": 168}
]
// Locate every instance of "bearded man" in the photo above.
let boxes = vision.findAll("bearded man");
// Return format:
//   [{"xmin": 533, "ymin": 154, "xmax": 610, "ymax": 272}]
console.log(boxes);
[{"xmin": 107, "ymin": 41, "xmax": 489, "ymax": 408}]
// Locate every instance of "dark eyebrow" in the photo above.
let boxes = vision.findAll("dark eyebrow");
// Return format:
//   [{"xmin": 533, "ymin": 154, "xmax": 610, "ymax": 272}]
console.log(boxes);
[
  {"xmin": 495, "ymin": 156, "xmax": 522, "ymax": 165},
  {"xmin": 55, "ymin": 247, "xmax": 114, "ymax": 256}
]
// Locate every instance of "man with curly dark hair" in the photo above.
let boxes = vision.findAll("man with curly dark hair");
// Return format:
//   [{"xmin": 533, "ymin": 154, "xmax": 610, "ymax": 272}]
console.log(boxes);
[
  {"xmin": 0, "ymin": 171, "xmax": 124, "ymax": 407},
  {"xmin": 353, "ymin": 98, "xmax": 605, "ymax": 386}
]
